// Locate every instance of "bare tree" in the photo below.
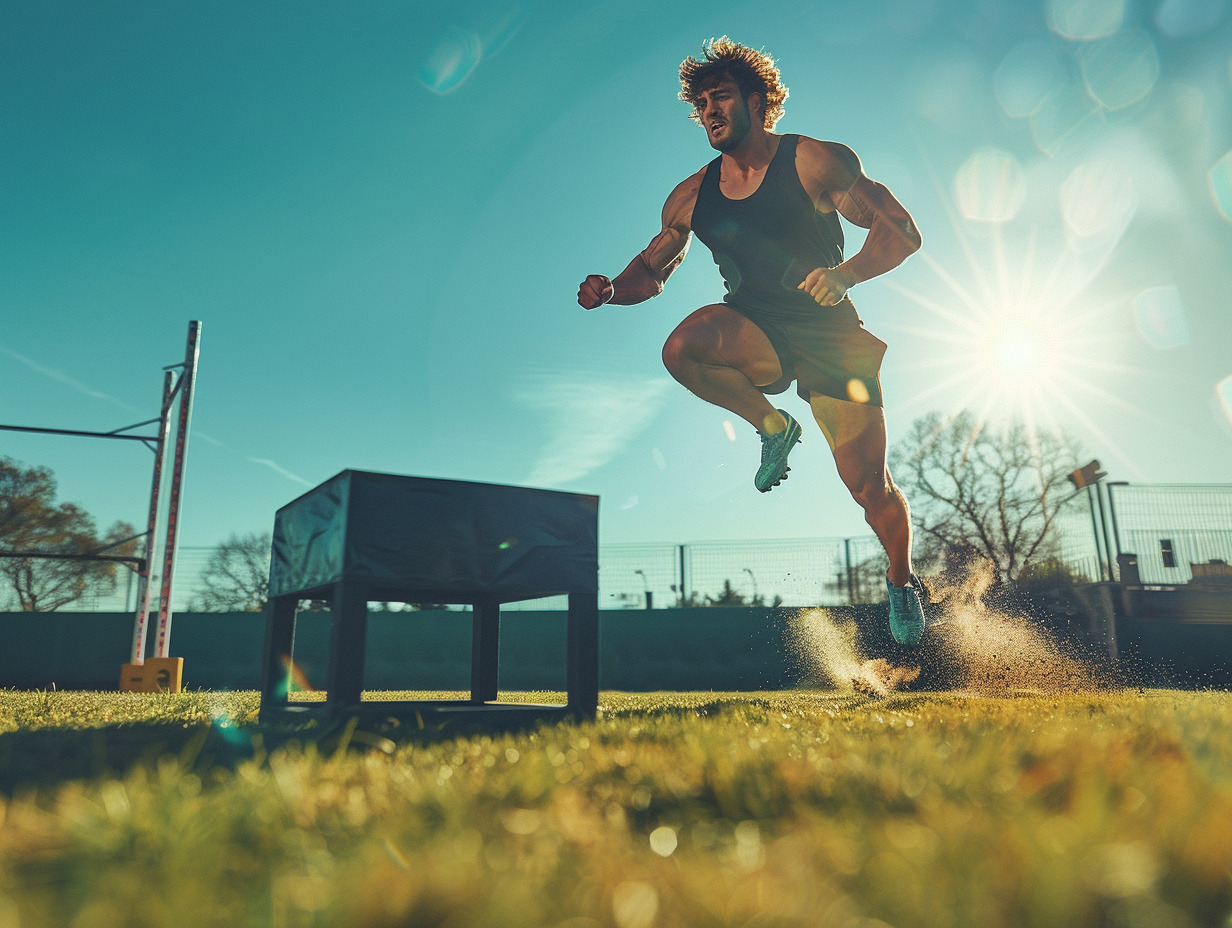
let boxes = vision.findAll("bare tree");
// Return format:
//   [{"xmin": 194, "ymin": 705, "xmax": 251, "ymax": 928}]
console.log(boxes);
[
  {"xmin": 0, "ymin": 457, "xmax": 137, "ymax": 611},
  {"xmin": 889, "ymin": 412, "xmax": 1083, "ymax": 583},
  {"xmin": 190, "ymin": 531, "xmax": 271, "ymax": 612}
]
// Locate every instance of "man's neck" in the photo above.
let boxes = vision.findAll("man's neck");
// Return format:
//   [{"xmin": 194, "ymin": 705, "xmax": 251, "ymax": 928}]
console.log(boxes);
[{"xmin": 721, "ymin": 129, "xmax": 779, "ymax": 172}]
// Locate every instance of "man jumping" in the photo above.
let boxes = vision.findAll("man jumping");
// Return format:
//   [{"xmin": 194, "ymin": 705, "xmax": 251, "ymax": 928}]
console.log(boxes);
[{"xmin": 577, "ymin": 38, "xmax": 927, "ymax": 645}]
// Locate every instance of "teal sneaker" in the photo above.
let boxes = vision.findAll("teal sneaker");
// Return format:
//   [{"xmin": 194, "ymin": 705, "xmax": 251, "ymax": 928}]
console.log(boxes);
[
  {"xmin": 886, "ymin": 574, "xmax": 927, "ymax": 646},
  {"xmin": 754, "ymin": 410, "xmax": 802, "ymax": 493}
]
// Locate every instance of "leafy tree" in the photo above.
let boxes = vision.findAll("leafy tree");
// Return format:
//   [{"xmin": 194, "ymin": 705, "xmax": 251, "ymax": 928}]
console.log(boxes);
[
  {"xmin": 705, "ymin": 578, "xmax": 748, "ymax": 606},
  {"xmin": 889, "ymin": 411, "xmax": 1083, "ymax": 584},
  {"xmin": 673, "ymin": 587, "xmax": 703, "ymax": 608},
  {"xmin": 680, "ymin": 579, "xmax": 784, "ymax": 608},
  {"xmin": 190, "ymin": 531, "xmax": 271, "ymax": 612},
  {"xmin": 0, "ymin": 457, "xmax": 137, "ymax": 611}
]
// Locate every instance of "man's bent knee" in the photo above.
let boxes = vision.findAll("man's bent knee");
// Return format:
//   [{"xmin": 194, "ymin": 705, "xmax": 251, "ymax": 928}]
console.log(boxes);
[
  {"xmin": 661, "ymin": 331, "xmax": 698, "ymax": 379},
  {"xmin": 662, "ymin": 315, "xmax": 779, "ymax": 386}
]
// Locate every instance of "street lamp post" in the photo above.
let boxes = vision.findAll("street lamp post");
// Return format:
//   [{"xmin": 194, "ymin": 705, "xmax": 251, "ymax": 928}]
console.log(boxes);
[{"xmin": 743, "ymin": 567, "xmax": 759, "ymax": 604}]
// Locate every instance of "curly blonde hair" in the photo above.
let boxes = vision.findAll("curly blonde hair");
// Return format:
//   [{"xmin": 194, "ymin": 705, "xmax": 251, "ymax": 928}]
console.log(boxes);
[{"xmin": 679, "ymin": 37, "xmax": 788, "ymax": 130}]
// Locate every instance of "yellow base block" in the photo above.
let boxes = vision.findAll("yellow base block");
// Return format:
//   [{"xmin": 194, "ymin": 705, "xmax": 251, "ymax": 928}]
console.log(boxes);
[{"xmin": 120, "ymin": 657, "xmax": 184, "ymax": 693}]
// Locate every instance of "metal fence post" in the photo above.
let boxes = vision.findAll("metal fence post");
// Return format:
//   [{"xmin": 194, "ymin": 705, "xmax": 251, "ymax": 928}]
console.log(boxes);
[
  {"xmin": 1106, "ymin": 481, "xmax": 1127, "ymax": 560},
  {"xmin": 843, "ymin": 537, "xmax": 853, "ymax": 604},
  {"xmin": 1086, "ymin": 485, "xmax": 1108, "ymax": 581}
]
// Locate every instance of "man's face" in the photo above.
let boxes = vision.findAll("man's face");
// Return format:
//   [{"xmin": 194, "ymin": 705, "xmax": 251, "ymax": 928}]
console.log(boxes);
[{"xmin": 696, "ymin": 78, "xmax": 755, "ymax": 153}]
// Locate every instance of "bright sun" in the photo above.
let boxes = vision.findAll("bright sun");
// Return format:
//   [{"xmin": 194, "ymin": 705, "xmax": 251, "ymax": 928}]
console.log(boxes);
[
  {"xmin": 869, "ymin": 143, "xmax": 1164, "ymax": 462},
  {"xmin": 982, "ymin": 317, "xmax": 1049, "ymax": 383},
  {"xmin": 885, "ymin": 228, "xmax": 1138, "ymax": 457}
]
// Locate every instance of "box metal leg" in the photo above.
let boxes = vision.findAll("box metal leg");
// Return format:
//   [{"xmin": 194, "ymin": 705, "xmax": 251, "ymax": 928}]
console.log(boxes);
[
  {"xmin": 326, "ymin": 581, "xmax": 368, "ymax": 711},
  {"xmin": 471, "ymin": 598, "xmax": 500, "ymax": 703},
  {"xmin": 566, "ymin": 590, "xmax": 599, "ymax": 718}
]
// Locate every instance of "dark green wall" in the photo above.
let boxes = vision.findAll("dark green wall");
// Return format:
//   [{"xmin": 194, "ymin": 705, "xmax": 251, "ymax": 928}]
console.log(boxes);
[
  {"xmin": 5, "ymin": 598, "xmax": 1226, "ymax": 692},
  {"xmin": 0, "ymin": 608, "xmax": 815, "ymax": 692}
]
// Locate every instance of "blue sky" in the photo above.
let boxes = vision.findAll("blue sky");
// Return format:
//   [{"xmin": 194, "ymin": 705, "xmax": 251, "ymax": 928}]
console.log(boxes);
[{"xmin": 3, "ymin": 0, "xmax": 1231, "ymax": 558}]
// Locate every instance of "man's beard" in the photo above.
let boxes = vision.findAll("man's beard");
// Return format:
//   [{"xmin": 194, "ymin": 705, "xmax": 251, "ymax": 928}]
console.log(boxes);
[
  {"xmin": 711, "ymin": 122, "xmax": 750, "ymax": 153},
  {"xmin": 709, "ymin": 101, "xmax": 752, "ymax": 152}
]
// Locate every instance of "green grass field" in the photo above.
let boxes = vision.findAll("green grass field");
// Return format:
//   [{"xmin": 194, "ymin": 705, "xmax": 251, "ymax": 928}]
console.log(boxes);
[{"xmin": 0, "ymin": 688, "xmax": 1230, "ymax": 928}]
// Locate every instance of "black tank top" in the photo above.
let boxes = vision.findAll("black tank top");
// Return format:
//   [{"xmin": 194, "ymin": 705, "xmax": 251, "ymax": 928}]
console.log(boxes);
[{"xmin": 691, "ymin": 134, "xmax": 849, "ymax": 324}]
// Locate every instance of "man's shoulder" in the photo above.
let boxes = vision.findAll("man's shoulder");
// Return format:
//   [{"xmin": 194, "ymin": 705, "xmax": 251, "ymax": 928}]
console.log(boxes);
[
  {"xmin": 662, "ymin": 167, "xmax": 707, "ymax": 216},
  {"xmin": 793, "ymin": 136, "xmax": 858, "ymax": 165},
  {"xmin": 793, "ymin": 136, "xmax": 862, "ymax": 189},
  {"xmin": 673, "ymin": 165, "xmax": 709, "ymax": 197}
]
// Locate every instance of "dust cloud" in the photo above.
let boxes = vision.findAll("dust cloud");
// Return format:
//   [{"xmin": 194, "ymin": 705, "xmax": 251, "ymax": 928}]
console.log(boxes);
[{"xmin": 788, "ymin": 560, "xmax": 1104, "ymax": 696}]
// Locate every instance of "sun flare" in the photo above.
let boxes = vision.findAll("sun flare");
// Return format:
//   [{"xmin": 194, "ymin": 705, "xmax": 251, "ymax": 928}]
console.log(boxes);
[
  {"xmin": 981, "ymin": 316, "xmax": 1052, "ymax": 385},
  {"xmin": 885, "ymin": 228, "xmax": 1140, "ymax": 460}
]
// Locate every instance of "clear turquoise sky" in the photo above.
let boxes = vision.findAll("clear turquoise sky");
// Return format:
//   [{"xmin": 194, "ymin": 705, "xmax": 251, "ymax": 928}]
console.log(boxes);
[{"xmin": 3, "ymin": 0, "xmax": 1231, "ymax": 555}]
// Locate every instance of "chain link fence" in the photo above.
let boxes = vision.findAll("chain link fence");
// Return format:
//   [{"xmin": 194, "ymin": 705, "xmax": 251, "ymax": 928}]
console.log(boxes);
[
  {"xmin": 1104, "ymin": 484, "xmax": 1232, "ymax": 584},
  {"xmin": 80, "ymin": 539, "xmax": 890, "ymax": 613},
  {"xmin": 37, "ymin": 483, "xmax": 1232, "ymax": 611},
  {"xmin": 599, "ymin": 535, "xmax": 890, "ymax": 610}
]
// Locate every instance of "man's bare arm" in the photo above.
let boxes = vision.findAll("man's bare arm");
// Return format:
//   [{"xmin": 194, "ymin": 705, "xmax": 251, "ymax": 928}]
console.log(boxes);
[
  {"xmin": 796, "ymin": 139, "xmax": 921, "ymax": 305},
  {"xmin": 578, "ymin": 171, "xmax": 701, "ymax": 309},
  {"xmin": 606, "ymin": 225, "xmax": 691, "ymax": 304}
]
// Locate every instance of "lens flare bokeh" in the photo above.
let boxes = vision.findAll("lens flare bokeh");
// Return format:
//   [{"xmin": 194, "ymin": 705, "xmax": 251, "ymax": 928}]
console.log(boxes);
[
  {"xmin": 1079, "ymin": 30, "xmax": 1160, "ymax": 110},
  {"xmin": 415, "ymin": 5, "xmax": 523, "ymax": 95},
  {"xmin": 1029, "ymin": 83, "xmax": 1102, "ymax": 154},
  {"xmin": 1133, "ymin": 286, "xmax": 1190, "ymax": 350},
  {"xmin": 994, "ymin": 41, "xmax": 1065, "ymax": 119},
  {"xmin": 954, "ymin": 149, "xmax": 1026, "ymax": 223},
  {"xmin": 1059, "ymin": 160, "xmax": 1138, "ymax": 247},
  {"xmin": 275, "ymin": 655, "xmax": 316, "ymax": 700},
  {"xmin": 1047, "ymin": 0, "xmax": 1125, "ymax": 40},
  {"xmin": 1217, "ymin": 376, "xmax": 1232, "ymax": 427},
  {"xmin": 1153, "ymin": 0, "xmax": 1228, "ymax": 37},
  {"xmin": 417, "ymin": 30, "xmax": 483, "ymax": 95},
  {"xmin": 1210, "ymin": 150, "xmax": 1232, "ymax": 221}
]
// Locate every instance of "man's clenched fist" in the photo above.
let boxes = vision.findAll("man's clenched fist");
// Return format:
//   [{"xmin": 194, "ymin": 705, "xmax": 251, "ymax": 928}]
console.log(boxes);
[{"xmin": 578, "ymin": 274, "xmax": 615, "ymax": 309}]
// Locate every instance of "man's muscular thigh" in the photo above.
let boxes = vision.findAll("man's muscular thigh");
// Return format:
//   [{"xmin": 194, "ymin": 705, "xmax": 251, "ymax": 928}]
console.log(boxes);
[
  {"xmin": 662, "ymin": 304, "xmax": 783, "ymax": 387},
  {"xmin": 809, "ymin": 391, "xmax": 889, "ymax": 478}
]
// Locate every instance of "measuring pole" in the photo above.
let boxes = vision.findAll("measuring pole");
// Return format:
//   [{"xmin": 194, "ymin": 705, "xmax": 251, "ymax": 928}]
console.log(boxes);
[
  {"xmin": 154, "ymin": 321, "xmax": 201, "ymax": 659},
  {"xmin": 129, "ymin": 370, "xmax": 174, "ymax": 666}
]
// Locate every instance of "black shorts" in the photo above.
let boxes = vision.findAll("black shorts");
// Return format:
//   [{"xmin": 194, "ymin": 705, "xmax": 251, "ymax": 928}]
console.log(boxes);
[{"xmin": 727, "ymin": 297, "xmax": 888, "ymax": 407}]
